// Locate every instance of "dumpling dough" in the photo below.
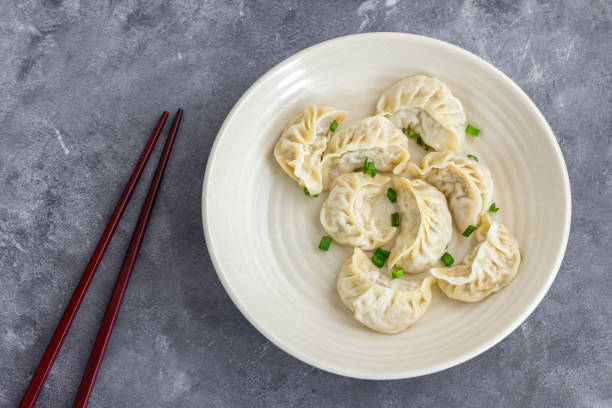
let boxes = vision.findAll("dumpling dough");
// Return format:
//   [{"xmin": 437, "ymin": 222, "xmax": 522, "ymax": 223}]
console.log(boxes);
[
  {"xmin": 337, "ymin": 248, "xmax": 436, "ymax": 334},
  {"xmin": 321, "ymin": 172, "xmax": 395, "ymax": 250},
  {"xmin": 376, "ymin": 75, "xmax": 467, "ymax": 152},
  {"xmin": 274, "ymin": 105, "xmax": 348, "ymax": 195},
  {"xmin": 387, "ymin": 178, "xmax": 453, "ymax": 273},
  {"xmin": 321, "ymin": 115, "xmax": 410, "ymax": 188},
  {"xmin": 409, "ymin": 151, "xmax": 493, "ymax": 232},
  {"xmin": 431, "ymin": 216, "xmax": 521, "ymax": 302}
]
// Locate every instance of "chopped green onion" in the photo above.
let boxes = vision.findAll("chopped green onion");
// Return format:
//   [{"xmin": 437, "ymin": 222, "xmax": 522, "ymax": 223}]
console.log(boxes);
[
  {"xmin": 374, "ymin": 248, "xmax": 390, "ymax": 258},
  {"xmin": 392, "ymin": 268, "xmax": 405, "ymax": 279},
  {"xmin": 330, "ymin": 120, "xmax": 339, "ymax": 132},
  {"xmin": 407, "ymin": 129, "xmax": 417, "ymax": 138},
  {"xmin": 489, "ymin": 202, "xmax": 500, "ymax": 212},
  {"xmin": 441, "ymin": 252, "xmax": 454, "ymax": 267},
  {"xmin": 387, "ymin": 188, "xmax": 397, "ymax": 203},
  {"xmin": 402, "ymin": 127, "xmax": 407, "ymax": 135},
  {"xmin": 367, "ymin": 161, "xmax": 376, "ymax": 177},
  {"xmin": 391, "ymin": 212, "xmax": 400, "ymax": 227},
  {"xmin": 372, "ymin": 253, "xmax": 386, "ymax": 268},
  {"xmin": 462, "ymin": 225, "xmax": 477, "ymax": 237},
  {"xmin": 363, "ymin": 157, "xmax": 369, "ymax": 174},
  {"xmin": 318, "ymin": 236, "xmax": 332, "ymax": 251},
  {"xmin": 467, "ymin": 154, "xmax": 479, "ymax": 161},
  {"xmin": 466, "ymin": 124, "xmax": 480, "ymax": 136},
  {"xmin": 416, "ymin": 136, "xmax": 424, "ymax": 145},
  {"xmin": 520, "ymin": 254, "xmax": 524, "ymax": 261}
]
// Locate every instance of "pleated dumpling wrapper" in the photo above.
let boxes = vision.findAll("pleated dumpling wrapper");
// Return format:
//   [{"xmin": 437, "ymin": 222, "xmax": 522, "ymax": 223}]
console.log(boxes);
[
  {"xmin": 321, "ymin": 115, "xmax": 410, "ymax": 188},
  {"xmin": 431, "ymin": 215, "xmax": 521, "ymax": 302},
  {"xmin": 337, "ymin": 248, "xmax": 436, "ymax": 334},
  {"xmin": 387, "ymin": 177, "xmax": 453, "ymax": 273},
  {"xmin": 409, "ymin": 151, "xmax": 493, "ymax": 233},
  {"xmin": 376, "ymin": 75, "xmax": 466, "ymax": 153},
  {"xmin": 274, "ymin": 105, "xmax": 348, "ymax": 195},
  {"xmin": 320, "ymin": 172, "xmax": 395, "ymax": 250}
]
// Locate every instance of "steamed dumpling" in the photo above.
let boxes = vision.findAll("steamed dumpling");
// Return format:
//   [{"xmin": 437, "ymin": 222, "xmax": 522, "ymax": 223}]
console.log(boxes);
[
  {"xmin": 274, "ymin": 105, "xmax": 348, "ymax": 195},
  {"xmin": 387, "ymin": 178, "xmax": 453, "ymax": 273},
  {"xmin": 337, "ymin": 248, "xmax": 436, "ymax": 334},
  {"xmin": 321, "ymin": 172, "xmax": 395, "ymax": 250},
  {"xmin": 321, "ymin": 116, "xmax": 410, "ymax": 188},
  {"xmin": 376, "ymin": 75, "xmax": 467, "ymax": 152},
  {"xmin": 409, "ymin": 151, "xmax": 493, "ymax": 232},
  {"xmin": 431, "ymin": 216, "xmax": 521, "ymax": 302}
]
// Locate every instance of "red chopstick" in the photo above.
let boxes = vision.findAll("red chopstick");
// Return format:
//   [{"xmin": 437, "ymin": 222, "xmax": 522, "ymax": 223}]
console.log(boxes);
[
  {"xmin": 19, "ymin": 111, "xmax": 169, "ymax": 408},
  {"xmin": 72, "ymin": 109, "xmax": 183, "ymax": 407}
]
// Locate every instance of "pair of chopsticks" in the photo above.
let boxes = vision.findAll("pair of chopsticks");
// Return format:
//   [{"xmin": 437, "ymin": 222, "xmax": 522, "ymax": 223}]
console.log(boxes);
[{"xmin": 20, "ymin": 109, "xmax": 183, "ymax": 408}]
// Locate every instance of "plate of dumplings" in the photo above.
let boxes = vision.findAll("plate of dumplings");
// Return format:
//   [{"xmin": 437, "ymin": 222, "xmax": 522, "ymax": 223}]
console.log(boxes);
[{"xmin": 202, "ymin": 33, "xmax": 571, "ymax": 379}]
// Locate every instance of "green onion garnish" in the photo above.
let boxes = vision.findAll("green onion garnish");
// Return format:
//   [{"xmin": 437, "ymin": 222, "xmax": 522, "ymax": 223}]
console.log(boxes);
[
  {"xmin": 466, "ymin": 124, "xmax": 480, "ymax": 136},
  {"xmin": 520, "ymin": 254, "xmax": 524, "ymax": 261},
  {"xmin": 372, "ymin": 253, "xmax": 386, "ymax": 268},
  {"xmin": 462, "ymin": 225, "xmax": 477, "ymax": 237},
  {"xmin": 467, "ymin": 154, "xmax": 479, "ymax": 161},
  {"xmin": 489, "ymin": 202, "xmax": 500, "ymax": 212},
  {"xmin": 391, "ymin": 212, "xmax": 400, "ymax": 227},
  {"xmin": 407, "ymin": 129, "xmax": 417, "ymax": 138},
  {"xmin": 318, "ymin": 236, "xmax": 332, "ymax": 251},
  {"xmin": 402, "ymin": 127, "xmax": 407, "ymax": 135},
  {"xmin": 387, "ymin": 188, "xmax": 397, "ymax": 203},
  {"xmin": 330, "ymin": 120, "xmax": 339, "ymax": 132},
  {"xmin": 363, "ymin": 157, "xmax": 369, "ymax": 174},
  {"xmin": 392, "ymin": 268, "xmax": 404, "ymax": 279},
  {"xmin": 416, "ymin": 136, "xmax": 424, "ymax": 145},
  {"xmin": 441, "ymin": 252, "xmax": 454, "ymax": 266},
  {"xmin": 367, "ymin": 161, "xmax": 376, "ymax": 177}
]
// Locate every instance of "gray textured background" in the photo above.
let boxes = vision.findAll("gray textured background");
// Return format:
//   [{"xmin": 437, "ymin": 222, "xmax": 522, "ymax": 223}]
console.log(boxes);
[{"xmin": 1, "ymin": 0, "xmax": 611, "ymax": 407}]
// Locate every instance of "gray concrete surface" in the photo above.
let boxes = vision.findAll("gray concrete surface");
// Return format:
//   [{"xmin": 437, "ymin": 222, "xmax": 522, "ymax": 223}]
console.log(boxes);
[{"xmin": 1, "ymin": 1, "xmax": 611, "ymax": 407}]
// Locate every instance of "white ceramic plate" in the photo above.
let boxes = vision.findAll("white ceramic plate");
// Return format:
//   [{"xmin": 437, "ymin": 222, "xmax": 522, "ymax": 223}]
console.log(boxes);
[{"xmin": 202, "ymin": 33, "xmax": 571, "ymax": 379}]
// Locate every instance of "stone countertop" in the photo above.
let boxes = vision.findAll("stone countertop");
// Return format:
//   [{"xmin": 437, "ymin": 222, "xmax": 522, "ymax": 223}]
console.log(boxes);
[{"xmin": 1, "ymin": 1, "xmax": 610, "ymax": 407}]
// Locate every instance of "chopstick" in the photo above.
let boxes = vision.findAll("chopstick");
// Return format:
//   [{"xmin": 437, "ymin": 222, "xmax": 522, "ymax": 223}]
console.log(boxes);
[
  {"xmin": 73, "ymin": 109, "xmax": 183, "ymax": 407},
  {"xmin": 19, "ymin": 111, "xmax": 170, "ymax": 408}
]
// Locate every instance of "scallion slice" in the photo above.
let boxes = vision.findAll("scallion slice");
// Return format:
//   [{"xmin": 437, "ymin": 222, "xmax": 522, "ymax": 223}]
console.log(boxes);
[
  {"xmin": 367, "ymin": 161, "xmax": 376, "ymax": 177},
  {"xmin": 363, "ymin": 157, "xmax": 369, "ymax": 174},
  {"xmin": 374, "ymin": 248, "xmax": 390, "ymax": 258},
  {"xmin": 304, "ymin": 187, "xmax": 310, "ymax": 196},
  {"xmin": 318, "ymin": 236, "xmax": 332, "ymax": 251},
  {"xmin": 467, "ymin": 154, "xmax": 479, "ymax": 161},
  {"xmin": 387, "ymin": 188, "xmax": 397, "ymax": 203},
  {"xmin": 441, "ymin": 252, "xmax": 454, "ymax": 267},
  {"xmin": 407, "ymin": 129, "xmax": 417, "ymax": 138},
  {"xmin": 462, "ymin": 225, "xmax": 477, "ymax": 237},
  {"xmin": 489, "ymin": 202, "xmax": 500, "ymax": 212},
  {"xmin": 520, "ymin": 254, "xmax": 524, "ymax": 261},
  {"xmin": 466, "ymin": 124, "xmax": 480, "ymax": 136},
  {"xmin": 392, "ymin": 268, "xmax": 404, "ymax": 279},
  {"xmin": 416, "ymin": 136, "xmax": 424, "ymax": 145},
  {"xmin": 330, "ymin": 120, "xmax": 339, "ymax": 132},
  {"xmin": 372, "ymin": 253, "xmax": 386, "ymax": 268},
  {"xmin": 391, "ymin": 212, "xmax": 400, "ymax": 227}
]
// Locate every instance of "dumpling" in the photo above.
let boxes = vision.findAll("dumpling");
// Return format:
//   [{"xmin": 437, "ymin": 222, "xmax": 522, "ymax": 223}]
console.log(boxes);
[
  {"xmin": 274, "ymin": 105, "xmax": 348, "ymax": 195},
  {"xmin": 321, "ymin": 115, "xmax": 410, "ymax": 188},
  {"xmin": 387, "ymin": 178, "xmax": 453, "ymax": 273},
  {"xmin": 375, "ymin": 75, "xmax": 467, "ymax": 152},
  {"xmin": 320, "ymin": 172, "xmax": 395, "ymax": 250},
  {"xmin": 337, "ymin": 248, "xmax": 436, "ymax": 334},
  {"xmin": 431, "ymin": 216, "xmax": 521, "ymax": 302},
  {"xmin": 409, "ymin": 151, "xmax": 493, "ymax": 232}
]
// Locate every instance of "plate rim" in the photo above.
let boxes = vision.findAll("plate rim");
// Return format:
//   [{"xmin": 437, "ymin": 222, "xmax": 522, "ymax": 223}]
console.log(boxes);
[{"xmin": 201, "ymin": 32, "xmax": 572, "ymax": 380}]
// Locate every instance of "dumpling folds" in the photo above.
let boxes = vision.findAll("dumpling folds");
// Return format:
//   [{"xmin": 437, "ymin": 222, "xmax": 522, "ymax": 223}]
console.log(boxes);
[
  {"xmin": 409, "ymin": 151, "xmax": 493, "ymax": 232},
  {"xmin": 431, "ymin": 216, "xmax": 521, "ymax": 302},
  {"xmin": 337, "ymin": 248, "xmax": 436, "ymax": 334},
  {"xmin": 322, "ymin": 116, "xmax": 410, "ymax": 188},
  {"xmin": 321, "ymin": 173, "xmax": 395, "ymax": 250},
  {"xmin": 376, "ymin": 75, "xmax": 466, "ymax": 152},
  {"xmin": 387, "ymin": 178, "xmax": 453, "ymax": 273},
  {"xmin": 274, "ymin": 105, "xmax": 348, "ymax": 195}
]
